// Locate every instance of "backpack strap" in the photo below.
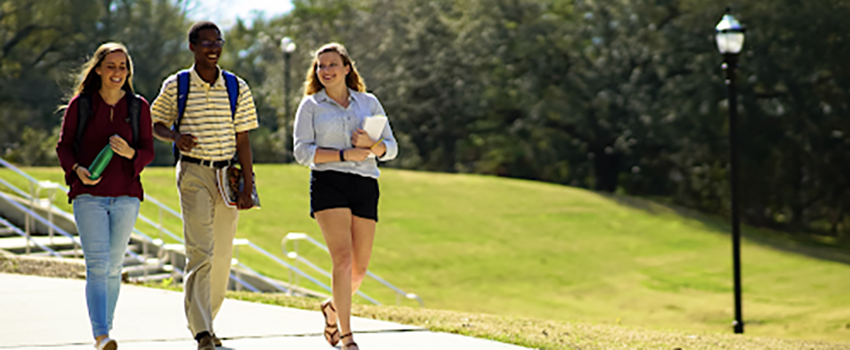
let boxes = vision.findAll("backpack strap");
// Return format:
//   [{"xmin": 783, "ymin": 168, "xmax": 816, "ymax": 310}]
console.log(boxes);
[
  {"xmin": 171, "ymin": 69, "xmax": 239, "ymax": 162},
  {"xmin": 172, "ymin": 70, "xmax": 191, "ymax": 161},
  {"xmin": 74, "ymin": 94, "xmax": 93, "ymax": 154},
  {"xmin": 222, "ymin": 71, "xmax": 240, "ymax": 163},
  {"xmin": 175, "ymin": 69, "xmax": 191, "ymax": 131},
  {"xmin": 125, "ymin": 93, "xmax": 141, "ymax": 147},
  {"xmin": 222, "ymin": 70, "xmax": 239, "ymax": 120}
]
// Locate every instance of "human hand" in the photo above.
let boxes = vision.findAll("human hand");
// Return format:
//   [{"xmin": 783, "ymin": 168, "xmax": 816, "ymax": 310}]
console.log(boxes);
[
  {"xmin": 237, "ymin": 187, "xmax": 254, "ymax": 210},
  {"xmin": 175, "ymin": 132, "xmax": 198, "ymax": 152},
  {"xmin": 344, "ymin": 148, "xmax": 372, "ymax": 162},
  {"xmin": 351, "ymin": 129, "xmax": 376, "ymax": 149},
  {"xmin": 109, "ymin": 135, "xmax": 135, "ymax": 159},
  {"xmin": 75, "ymin": 166, "xmax": 102, "ymax": 186}
]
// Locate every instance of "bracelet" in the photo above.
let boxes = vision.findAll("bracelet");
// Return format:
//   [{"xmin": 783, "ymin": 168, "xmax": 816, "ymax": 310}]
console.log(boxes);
[
  {"xmin": 339, "ymin": 149, "xmax": 345, "ymax": 162},
  {"xmin": 72, "ymin": 163, "xmax": 79, "ymax": 172}
]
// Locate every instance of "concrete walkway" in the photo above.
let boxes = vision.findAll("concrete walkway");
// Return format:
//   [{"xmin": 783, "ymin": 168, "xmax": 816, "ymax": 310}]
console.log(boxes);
[{"xmin": 0, "ymin": 273, "xmax": 529, "ymax": 350}]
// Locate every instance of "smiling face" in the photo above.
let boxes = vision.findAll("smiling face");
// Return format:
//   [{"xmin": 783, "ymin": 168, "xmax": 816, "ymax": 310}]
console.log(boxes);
[
  {"xmin": 190, "ymin": 28, "xmax": 223, "ymax": 69},
  {"xmin": 95, "ymin": 51, "xmax": 129, "ymax": 92},
  {"xmin": 316, "ymin": 51, "xmax": 350, "ymax": 90}
]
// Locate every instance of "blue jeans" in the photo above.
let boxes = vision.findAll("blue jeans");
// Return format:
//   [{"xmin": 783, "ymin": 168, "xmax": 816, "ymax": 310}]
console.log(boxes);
[{"xmin": 73, "ymin": 194, "xmax": 140, "ymax": 338}]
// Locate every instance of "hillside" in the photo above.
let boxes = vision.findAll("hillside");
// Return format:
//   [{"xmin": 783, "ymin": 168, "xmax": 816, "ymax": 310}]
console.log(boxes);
[{"xmin": 3, "ymin": 164, "xmax": 850, "ymax": 342}]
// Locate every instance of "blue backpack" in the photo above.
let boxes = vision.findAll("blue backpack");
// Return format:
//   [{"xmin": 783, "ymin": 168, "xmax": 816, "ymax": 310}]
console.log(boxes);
[{"xmin": 172, "ymin": 69, "xmax": 239, "ymax": 159}]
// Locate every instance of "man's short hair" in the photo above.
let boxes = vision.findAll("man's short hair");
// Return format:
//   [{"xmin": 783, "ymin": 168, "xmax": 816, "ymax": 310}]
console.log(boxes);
[{"xmin": 188, "ymin": 21, "xmax": 221, "ymax": 44}]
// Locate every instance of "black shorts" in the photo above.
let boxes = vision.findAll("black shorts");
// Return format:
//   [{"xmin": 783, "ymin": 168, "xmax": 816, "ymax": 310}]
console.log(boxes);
[{"xmin": 310, "ymin": 170, "xmax": 380, "ymax": 221}]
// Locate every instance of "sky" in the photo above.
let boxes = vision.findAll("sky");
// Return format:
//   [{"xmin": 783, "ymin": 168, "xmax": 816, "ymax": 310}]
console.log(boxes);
[{"xmin": 187, "ymin": 0, "xmax": 294, "ymax": 28}]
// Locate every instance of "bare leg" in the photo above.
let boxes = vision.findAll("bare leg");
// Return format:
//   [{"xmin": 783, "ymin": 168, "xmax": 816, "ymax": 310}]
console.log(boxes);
[
  {"xmin": 323, "ymin": 214, "xmax": 374, "ymax": 310},
  {"xmin": 315, "ymin": 208, "xmax": 355, "ymax": 339},
  {"xmin": 350, "ymin": 216, "xmax": 376, "ymax": 294}
]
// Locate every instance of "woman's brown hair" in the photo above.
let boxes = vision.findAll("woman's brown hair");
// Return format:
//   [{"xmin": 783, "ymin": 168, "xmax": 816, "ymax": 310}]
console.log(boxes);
[
  {"xmin": 303, "ymin": 43, "xmax": 365, "ymax": 96},
  {"xmin": 73, "ymin": 42, "xmax": 135, "ymax": 97}
]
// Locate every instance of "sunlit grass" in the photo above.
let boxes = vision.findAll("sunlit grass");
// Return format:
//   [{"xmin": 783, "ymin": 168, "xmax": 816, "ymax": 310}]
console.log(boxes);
[{"xmin": 4, "ymin": 164, "xmax": 850, "ymax": 343}]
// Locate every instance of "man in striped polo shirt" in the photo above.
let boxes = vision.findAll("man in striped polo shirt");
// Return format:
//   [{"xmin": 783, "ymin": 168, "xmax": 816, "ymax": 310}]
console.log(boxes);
[{"xmin": 151, "ymin": 21, "xmax": 258, "ymax": 350}]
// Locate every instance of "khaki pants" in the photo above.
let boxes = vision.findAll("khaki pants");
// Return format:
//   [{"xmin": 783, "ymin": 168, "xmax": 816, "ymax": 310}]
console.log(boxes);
[{"xmin": 176, "ymin": 162, "xmax": 238, "ymax": 336}]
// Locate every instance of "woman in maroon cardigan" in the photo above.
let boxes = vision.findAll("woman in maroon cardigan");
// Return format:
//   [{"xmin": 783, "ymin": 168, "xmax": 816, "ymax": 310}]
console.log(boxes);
[{"xmin": 55, "ymin": 42, "xmax": 154, "ymax": 350}]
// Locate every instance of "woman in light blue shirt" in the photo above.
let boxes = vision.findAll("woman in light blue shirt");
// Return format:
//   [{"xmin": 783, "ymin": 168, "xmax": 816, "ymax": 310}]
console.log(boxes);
[{"xmin": 292, "ymin": 42, "xmax": 397, "ymax": 350}]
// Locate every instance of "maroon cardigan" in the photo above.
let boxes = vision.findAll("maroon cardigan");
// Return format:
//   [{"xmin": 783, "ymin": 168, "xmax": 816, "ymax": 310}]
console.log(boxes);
[{"xmin": 56, "ymin": 93, "xmax": 155, "ymax": 202}]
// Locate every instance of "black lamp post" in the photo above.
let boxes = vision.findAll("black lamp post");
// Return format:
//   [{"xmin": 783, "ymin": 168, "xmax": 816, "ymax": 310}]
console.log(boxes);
[
  {"xmin": 280, "ymin": 36, "xmax": 297, "ymax": 153},
  {"xmin": 715, "ymin": 8, "xmax": 746, "ymax": 334}
]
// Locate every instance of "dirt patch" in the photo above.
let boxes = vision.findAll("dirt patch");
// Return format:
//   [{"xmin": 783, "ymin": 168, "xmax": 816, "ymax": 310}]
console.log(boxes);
[{"xmin": 0, "ymin": 251, "xmax": 85, "ymax": 279}]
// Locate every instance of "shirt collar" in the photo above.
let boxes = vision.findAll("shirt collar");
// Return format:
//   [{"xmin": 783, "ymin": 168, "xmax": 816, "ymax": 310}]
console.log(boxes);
[
  {"xmin": 316, "ymin": 88, "xmax": 358, "ymax": 104},
  {"xmin": 188, "ymin": 65, "xmax": 226, "ymax": 88}
]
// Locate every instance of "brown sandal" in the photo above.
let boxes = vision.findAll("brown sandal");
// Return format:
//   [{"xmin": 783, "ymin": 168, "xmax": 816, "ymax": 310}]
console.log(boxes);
[
  {"xmin": 321, "ymin": 299, "xmax": 340, "ymax": 346},
  {"xmin": 341, "ymin": 332, "xmax": 359, "ymax": 350}
]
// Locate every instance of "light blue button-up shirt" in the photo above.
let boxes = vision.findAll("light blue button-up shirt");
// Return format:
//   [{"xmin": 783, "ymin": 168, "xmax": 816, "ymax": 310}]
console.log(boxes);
[{"xmin": 293, "ymin": 89, "xmax": 398, "ymax": 178}]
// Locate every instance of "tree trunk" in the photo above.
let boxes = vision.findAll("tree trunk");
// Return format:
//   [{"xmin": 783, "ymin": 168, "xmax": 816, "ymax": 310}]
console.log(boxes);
[
  {"xmin": 592, "ymin": 150, "xmax": 621, "ymax": 193},
  {"xmin": 790, "ymin": 156, "xmax": 805, "ymax": 230}
]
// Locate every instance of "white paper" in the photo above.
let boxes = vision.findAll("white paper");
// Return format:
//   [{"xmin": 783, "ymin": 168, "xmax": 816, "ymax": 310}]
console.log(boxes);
[
  {"xmin": 363, "ymin": 115, "xmax": 387, "ymax": 140},
  {"xmin": 362, "ymin": 115, "xmax": 387, "ymax": 159}
]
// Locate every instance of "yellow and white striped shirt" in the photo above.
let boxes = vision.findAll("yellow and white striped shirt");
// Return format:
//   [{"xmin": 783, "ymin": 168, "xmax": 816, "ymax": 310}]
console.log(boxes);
[{"xmin": 151, "ymin": 66, "xmax": 259, "ymax": 161}]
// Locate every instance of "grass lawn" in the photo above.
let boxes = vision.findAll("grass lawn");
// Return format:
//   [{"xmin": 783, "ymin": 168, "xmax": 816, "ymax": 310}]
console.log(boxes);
[{"xmin": 3, "ymin": 164, "xmax": 850, "ymax": 343}]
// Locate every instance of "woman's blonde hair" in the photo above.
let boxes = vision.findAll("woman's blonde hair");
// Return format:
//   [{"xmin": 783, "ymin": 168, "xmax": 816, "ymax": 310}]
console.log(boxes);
[
  {"xmin": 304, "ymin": 43, "xmax": 365, "ymax": 96},
  {"xmin": 73, "ymin": 42, "xmax": 135, "ymax": 97}
]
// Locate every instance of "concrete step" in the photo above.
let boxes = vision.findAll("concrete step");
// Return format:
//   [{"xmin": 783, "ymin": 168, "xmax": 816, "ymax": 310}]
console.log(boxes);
[
  {"xmin": 128, "ymin": 272, "xmax": 179, "ymax": 284},
  {"xmin": 0, "ymin": 236, "xmax": 82, "ymax": 254},
  {"xmin": 0, "ymin": 235, "xmax": 78, "ymax": 252},
  {"xmin": 28, "ymin": 249, "xmax": 164, "ymax": 265},
  {"xmin": 28, "ymin": 248, "xmax": 84, "ymax": 258},
  {"xmin": 122, "ymin": 254, "xmax": 157, "ymax": 266},
  {"xmin": 122, "ymin": 262, "xmax": 172, "ymax": 277}
]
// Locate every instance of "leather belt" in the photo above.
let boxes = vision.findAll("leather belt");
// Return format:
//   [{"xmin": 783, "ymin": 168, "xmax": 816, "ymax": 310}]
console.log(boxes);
[{"xmin": 180, "ymin": 156, "xmax": 233, "ymax": 169}]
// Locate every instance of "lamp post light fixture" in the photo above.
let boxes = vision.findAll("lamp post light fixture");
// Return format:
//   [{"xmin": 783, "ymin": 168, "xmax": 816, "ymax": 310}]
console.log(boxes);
[{"xmin": 715, "ymin": 8, "xmax": 746, "ymax": 334}]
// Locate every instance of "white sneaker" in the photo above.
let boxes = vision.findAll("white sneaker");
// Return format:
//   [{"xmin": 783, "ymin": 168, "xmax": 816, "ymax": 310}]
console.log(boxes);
[{"xmin": 95, "ymin": 337, "xmax": 117, "ymax": 350}]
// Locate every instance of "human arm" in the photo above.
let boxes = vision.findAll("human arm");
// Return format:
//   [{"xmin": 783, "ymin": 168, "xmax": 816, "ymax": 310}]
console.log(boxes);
[
  {"xmin": 150, "ymin": 74, "xmax": 197, "ymax": 151},
  {"xmin": 293, "ymin": 98, "xmax": 371, "ymax": 164},
  {"xmin": 315, "ymin": 147, "xmax": 372, "ymax": 163},
  {"xmin": 292, "ymin": 98, "xmax": 319, "ymax": 165},
  {"xmin": 367, "ymin": 96, "xmax": 398, "ymax": 161},
  {"xmin": 152, "ymin": 122, "xmax": 197, "ymax": 152},
  {"xmin": 56, "ymin": 97, "xmax": 102, "ymax": 186},
  {"xmin": 231, "ymin": 77, "xmax": 261, "ymax": 209},
  {"xmin": 113, "ymin": 98, "xmax": 155, "ymax": 175},
  {"xmin": 56, "ymin": 98, "xmax": 80, "ymax": 181},
  {"xmin": 235, "ymin": 131, "xmax": 254, "ymax": 210}
]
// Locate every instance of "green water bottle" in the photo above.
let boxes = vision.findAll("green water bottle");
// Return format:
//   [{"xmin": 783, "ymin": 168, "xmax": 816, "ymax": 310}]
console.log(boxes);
[{"xmin": 88, "ymin": 144, "xmax": 114, "ymax": 180}]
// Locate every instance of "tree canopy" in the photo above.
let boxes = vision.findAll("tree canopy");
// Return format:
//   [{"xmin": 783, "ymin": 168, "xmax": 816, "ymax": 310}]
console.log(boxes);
[{"xmin": 2, "ymin": 0, "xmax": 849, "ymax": 238}]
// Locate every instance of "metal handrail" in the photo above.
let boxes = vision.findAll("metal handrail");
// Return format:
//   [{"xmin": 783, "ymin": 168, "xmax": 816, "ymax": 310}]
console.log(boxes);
[
  {"xmin": 228, "ymin": 271, "xmax": 260, "ymax": 293},
  {"xmin": 1, "ymin": 158, "xmax": 418, "ymax": 302},
  {"xmin": 0, "ymin": 158, "xmax": 315, "ymax": 294},
  {"xmin": 282, "ymin": 232, "xmax": 424, "ymax": 307},
  {"xmin": 0, "ymin": 158, "xmax": 184, "ymax": 245},
  {"xmin": 0, "ymin": 158, "xmax": 41, "ymax": 185},
  {"xmin": 0, "ymin": 216, "xmax": 61, "ymax": 257},
  {"xmin": 0, "ymin": 176, "xmax": 169, "ymax": 281},
  {"xmin": 143, "ymin": 196, "xmax": 182, "ymax": 218},
  {"xmin": 0, "ymin": 159, "xmax": 189, "ymax": 283},
  {"xmin": 232, "ymin": 239, "xmax": 336, "ymax": 295},
  {"xmin": 0, "ymin": 190, "xmax": 89, "ymax": 256},
  {"xmin": 135, "ymin": 213, "xmax": 184, "ymax": 243},
  {"xmin": 272, "ymin": 236, "xmax": 380, "ymax": 304},
  {"xmin": 0, "ymin": 177, "xmax": 150, "ymax": 261}
]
